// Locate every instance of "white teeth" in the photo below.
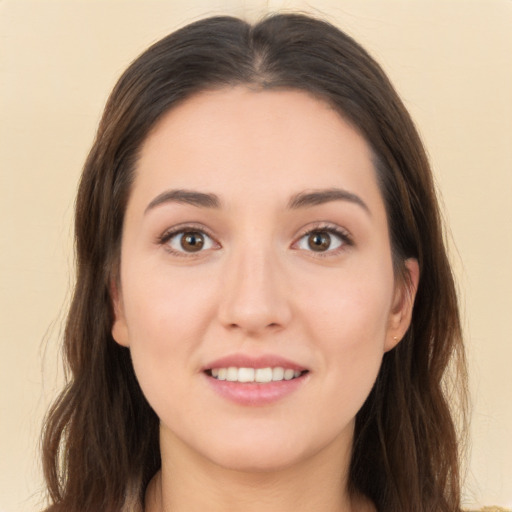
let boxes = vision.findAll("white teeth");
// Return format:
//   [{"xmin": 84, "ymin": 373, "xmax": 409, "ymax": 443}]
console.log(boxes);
[
  {"xmin": 226, "ymin": 367, "xmax": 238, "ymax": 381},
  {"xmin": 272, "ymin": 367, "xmax": 285, "ymax": 381},
  {"xmin": 255, "ymin": 367, "xmax": 273, "ymax": 383},
  {"xmin": 238, "ymin": 367, "xmax": 255, "ymax": 382},
  {"xmin": 284, "ymin": 369, "xmax": 295, "ymax": 380},
  {"xmin": 209, "ymin": 366, "xmax": 304, "ymax": 383}
]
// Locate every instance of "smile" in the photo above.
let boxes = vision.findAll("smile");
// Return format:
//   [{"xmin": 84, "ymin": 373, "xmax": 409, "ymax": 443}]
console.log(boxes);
[{"xmin": 207, "ymin": 367, "xmax": 306, "ymax": 383}]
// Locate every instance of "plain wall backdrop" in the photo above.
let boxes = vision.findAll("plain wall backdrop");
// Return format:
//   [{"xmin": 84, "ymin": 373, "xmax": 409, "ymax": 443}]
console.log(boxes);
[{"xmin": 1, "ymin": 1, "xmax": 511, "ymax": 510}]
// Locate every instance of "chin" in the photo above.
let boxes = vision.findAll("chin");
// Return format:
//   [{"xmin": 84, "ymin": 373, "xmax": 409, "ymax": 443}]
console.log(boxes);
[
  {"xmin": 193, "ymin": 425, "xmax": 345, "ymax": 475},
  {"xmin": 207, "ymin": 443, "xmax": 309, "ymax": 474}
]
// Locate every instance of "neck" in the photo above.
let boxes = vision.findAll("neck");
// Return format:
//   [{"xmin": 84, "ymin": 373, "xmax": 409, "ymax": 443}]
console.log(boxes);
[{"xmin": 144, "ymin": 427, "xmax": 374, "ymax": 512}]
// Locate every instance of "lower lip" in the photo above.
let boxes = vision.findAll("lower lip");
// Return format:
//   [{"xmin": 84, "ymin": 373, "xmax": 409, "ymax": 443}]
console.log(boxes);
[{"xmin": 204, "ymin": 373, "xmax": 308, "ymax": 406}]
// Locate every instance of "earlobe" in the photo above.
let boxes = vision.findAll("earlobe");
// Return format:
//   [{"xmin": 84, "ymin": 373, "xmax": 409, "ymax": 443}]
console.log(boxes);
[
  {"xmin": 385, "ymin": 258, "xmax": 420, "ymax": 352},
  {"xmin": 110, "ymin": 279, "xmax": 130, "ymax": 347}
]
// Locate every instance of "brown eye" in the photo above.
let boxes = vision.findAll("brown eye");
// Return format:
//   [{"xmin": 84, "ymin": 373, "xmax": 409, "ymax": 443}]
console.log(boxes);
[
  {"xmin": 294, "ymin": 228, "xmax": 346, "ymax": 254},
  {"xmin": 307, "ymin": 231, "xmax": 332, "ymax": 252},
  {"xmin": 180, "ymin": 232, "xmax": 205, "ymax": 252},
  {"xmin": 166, "ymin": 230, "xmax": 216, "ymax": 254}
]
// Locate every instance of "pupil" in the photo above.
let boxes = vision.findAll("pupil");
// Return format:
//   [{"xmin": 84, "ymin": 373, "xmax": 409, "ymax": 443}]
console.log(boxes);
[
  {"xmin": 308, "ymin": 231, "xmax": 330, "ymax": 251},
  {"xmin": 182, "ymin": 232, "xmax": 204, "ymax": 252}
]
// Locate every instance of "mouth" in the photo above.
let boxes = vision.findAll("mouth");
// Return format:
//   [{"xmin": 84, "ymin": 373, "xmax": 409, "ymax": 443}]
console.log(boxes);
[
  {"xmin": 205, "ymin": 367, "xmax": 309, "ymax": 383},
  {"xmin": 202, "ymin": 355, "xmax": 309, "ymax": 405}
]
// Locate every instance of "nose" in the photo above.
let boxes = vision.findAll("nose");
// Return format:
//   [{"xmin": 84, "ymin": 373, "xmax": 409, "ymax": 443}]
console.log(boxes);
[{"xmin": 217, "ymin": 245, "xmax": 292, "ymax": 336}]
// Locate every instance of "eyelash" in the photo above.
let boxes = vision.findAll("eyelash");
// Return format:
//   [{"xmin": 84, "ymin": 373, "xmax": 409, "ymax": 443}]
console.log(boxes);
[
  {"xmin": 157, "ymin": 223, "xmax": 219, "ymax": 258},
  {"xmin": 292, "ymin": 223, "xmax": 353, "ymax": 257},
  {"xmin": 157, "ymin": 223, "xmax": 353, "ymax": 257}
]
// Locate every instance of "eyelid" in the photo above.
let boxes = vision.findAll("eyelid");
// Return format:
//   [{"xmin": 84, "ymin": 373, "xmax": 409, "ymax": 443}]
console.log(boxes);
[
  {"xmin": 156, "ymin": 221, "xmax": 352, "ymax": 257},
  {"xmin": 157, "ymin": 223, "xmax": 221, "ymax": 256},
  {"xmin": 291, "ymin": 222, "xmax": 353, "ymax": 254}
]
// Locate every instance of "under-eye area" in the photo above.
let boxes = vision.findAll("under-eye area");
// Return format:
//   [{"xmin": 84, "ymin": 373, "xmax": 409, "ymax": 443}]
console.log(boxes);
[{"xmin": 205, "ymin": 367, "xmax": 309, "ymax": 383}]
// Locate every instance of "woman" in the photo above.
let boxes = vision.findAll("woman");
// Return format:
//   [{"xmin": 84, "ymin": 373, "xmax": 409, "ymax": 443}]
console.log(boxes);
[{"xmin": 41, "ymin": 13, "xmax": 467, "ymax": 512}]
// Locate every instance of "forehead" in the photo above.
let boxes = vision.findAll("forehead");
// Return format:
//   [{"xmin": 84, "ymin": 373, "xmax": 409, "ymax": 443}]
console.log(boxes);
[{"xmin": 133, "ymin": 86, "xmax": 383, "ymax": 212}]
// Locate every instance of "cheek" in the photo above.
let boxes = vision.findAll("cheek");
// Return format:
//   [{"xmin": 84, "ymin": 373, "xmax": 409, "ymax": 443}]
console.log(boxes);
[
  {"xmin": 299, "ymin": 258, "xmax": 394, "ymax": 346},
  {"xmin": 123, "ymin": 262, "xmax": 214, "ymax": 344},
  {"xmin": 120, "ymin": 265, "xmax": 217, "ymax": 401},
  {"xmin": 295, "ymin": 258, "xmax": 394, "ymax": 401}
]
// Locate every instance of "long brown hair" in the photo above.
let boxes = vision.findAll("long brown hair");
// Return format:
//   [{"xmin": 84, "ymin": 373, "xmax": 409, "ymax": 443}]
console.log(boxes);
[{"xmin": 41, "ymin": 13, "xmax": 468, "ymax": 512}]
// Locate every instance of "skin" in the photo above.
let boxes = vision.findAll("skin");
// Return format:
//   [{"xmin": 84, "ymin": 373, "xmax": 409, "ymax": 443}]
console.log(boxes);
[{"xmin": 112, "ymin": 87, "xmax": 419, "ymax": 512}]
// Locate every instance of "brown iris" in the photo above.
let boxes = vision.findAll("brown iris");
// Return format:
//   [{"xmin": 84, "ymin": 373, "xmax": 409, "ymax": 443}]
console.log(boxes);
[
  {"xmin": 307, "ymin": 231, "xmax": 331, "ymax": 251},
  {"xmin": 181, "ymin": 231, "xmax": 205, "ymax": 252}
]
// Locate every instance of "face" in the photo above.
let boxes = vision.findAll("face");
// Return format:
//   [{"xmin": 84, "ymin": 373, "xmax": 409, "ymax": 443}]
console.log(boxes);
[{"xmin": 112, "ymin": 87, "xmax": 418, "ymax": 473}]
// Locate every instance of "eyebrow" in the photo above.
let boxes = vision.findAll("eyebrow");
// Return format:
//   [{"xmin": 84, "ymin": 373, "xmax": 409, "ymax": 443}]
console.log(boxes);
[
  {"xmin": 145, "ymin": 189, "xmax": 221, "ymax": 213},
  {"xmin": 144, "ymin": 187, "xmax": 370, "ymax": 215},
  {"xmin": 288, "ymin": 188, "xmax": 370, "ymax": 215}
]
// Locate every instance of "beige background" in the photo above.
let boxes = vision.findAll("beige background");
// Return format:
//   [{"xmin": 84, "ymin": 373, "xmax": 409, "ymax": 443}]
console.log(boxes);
[{"xmin": 1, "ymin": 0, "xmax": 511, "ymax": 510}]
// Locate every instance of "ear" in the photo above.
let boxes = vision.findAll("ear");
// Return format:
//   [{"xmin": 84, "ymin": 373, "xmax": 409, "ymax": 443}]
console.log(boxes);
[
  {"xmin": 385, "ymin": 258, "xmax": 420, "ymax": 352},
  {"xmin": 110, "ymin": 278, "xmax": 130, "ymax": 347}
]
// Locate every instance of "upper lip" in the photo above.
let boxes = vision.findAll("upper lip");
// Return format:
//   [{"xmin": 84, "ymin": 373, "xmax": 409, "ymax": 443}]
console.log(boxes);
[{"xmin": 203, "ymin": 354, "xmax": 307, "ymax": 372}]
